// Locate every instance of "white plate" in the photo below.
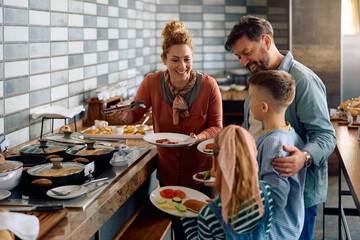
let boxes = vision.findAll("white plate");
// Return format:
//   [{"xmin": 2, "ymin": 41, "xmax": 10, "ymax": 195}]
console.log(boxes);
[
  {"xmin": 143, "ymin": 133, "xmax": 195, "ymax": 147},
  {"xmin": 197, "ymin": 139, "xmax": 214, "ymax": 155},
  {"xmin": 46, "ymin": 185, "xmax": 88, "ymax": 200},
  {"xmin": 0, "ymin": 190, "xmax": 11, "ymax": 200},
  {"xmin": 150, "ymin": 186, "xmax": 209, "ymax": 218},
  {"xmin": 192, "ymin": 171, "xmax": 215, "ymax": 183}
]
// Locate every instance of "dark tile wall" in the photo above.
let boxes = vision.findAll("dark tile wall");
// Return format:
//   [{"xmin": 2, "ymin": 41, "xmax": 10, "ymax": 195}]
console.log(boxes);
[
  {"xmin": 0, "ymin": 0, "xmax": 290, "ymax": 147},
  {"xmin": 292, "ymin": 0, "xmax": 341, "ymax": 108}
]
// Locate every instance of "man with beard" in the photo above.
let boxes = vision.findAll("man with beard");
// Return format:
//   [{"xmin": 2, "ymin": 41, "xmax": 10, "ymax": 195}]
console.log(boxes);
[{"xmin": 224, "ymin": 16, "xmax": 336, "ymax": 240}]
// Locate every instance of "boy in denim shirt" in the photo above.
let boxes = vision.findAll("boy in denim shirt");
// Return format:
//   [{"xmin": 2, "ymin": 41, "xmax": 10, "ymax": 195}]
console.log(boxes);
[{"xmin": 248, "ymin": 70, "xmax": 305, "ymax": 239}]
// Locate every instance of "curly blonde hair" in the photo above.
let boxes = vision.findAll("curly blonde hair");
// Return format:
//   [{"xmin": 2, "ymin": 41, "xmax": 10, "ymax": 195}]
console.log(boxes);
[
  {"xmin": 161, "ymin": 21, "xmax": 194, "ymax": 57},
  {"xmin": 213, "ymin": 130, "xmax": 256, "ymax": 222}
]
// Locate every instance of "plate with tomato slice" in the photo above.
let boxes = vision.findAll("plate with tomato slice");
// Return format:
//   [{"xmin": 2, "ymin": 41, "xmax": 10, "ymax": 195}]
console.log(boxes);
[
  {"xmin": 197, "ymin": 139, "xmax": 214, "ymax": 155},
  {"xmin": 150, "ymin": 186, "xmax": 209, "ymax": 218}
]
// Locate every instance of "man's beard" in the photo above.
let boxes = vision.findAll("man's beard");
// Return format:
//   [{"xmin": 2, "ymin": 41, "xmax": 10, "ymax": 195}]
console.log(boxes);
[{"xmin": 247, "ymin": 48, "xmax": 270, "ymax": 74}]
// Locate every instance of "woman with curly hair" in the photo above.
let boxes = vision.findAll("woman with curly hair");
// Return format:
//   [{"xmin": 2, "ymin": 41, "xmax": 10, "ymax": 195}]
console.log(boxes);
[{"xmin": 110, "ymin": 21, "xmax": 223, "ymax": 239}]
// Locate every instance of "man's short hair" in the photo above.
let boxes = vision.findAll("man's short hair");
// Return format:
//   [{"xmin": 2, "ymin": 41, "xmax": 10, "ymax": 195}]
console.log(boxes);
[
  {"xmin": 225, "ymin": 15, "xmax": 274, "ymax": 51},
  {"xmin": 248, "ymin": 70, "xmax": 295, "ymax": 111}
]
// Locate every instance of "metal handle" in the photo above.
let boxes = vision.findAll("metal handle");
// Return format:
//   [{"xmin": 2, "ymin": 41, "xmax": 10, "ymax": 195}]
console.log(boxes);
[
  {"xmin": 82, "ymin": 177, "xmax": 108, "ymax": 187},
  {"xmin": 101, "ymin": 100, "xmax": 146, "ymax": 114}
]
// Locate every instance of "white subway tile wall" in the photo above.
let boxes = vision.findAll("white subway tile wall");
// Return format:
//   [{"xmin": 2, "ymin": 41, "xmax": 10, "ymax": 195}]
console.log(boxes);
[{"xmin": 0, "ymin": 0, "xmax": 289, "ymax": 147}]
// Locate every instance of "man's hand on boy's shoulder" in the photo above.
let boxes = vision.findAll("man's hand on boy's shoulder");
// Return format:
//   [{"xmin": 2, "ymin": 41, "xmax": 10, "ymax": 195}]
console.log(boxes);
[{"xmin": 271, "ymin": 145, "xmax": 306, "ymax": 177}]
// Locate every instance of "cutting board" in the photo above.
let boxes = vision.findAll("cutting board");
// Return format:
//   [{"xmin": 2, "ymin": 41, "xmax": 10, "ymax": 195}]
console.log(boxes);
[{"xmin": 22, "ymin": 208, "xmax": 68, "ymax": 239}]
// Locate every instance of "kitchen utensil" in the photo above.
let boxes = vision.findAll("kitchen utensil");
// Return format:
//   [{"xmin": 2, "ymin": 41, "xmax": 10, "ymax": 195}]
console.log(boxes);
[
  {"xmin": 141, "ymin": 116, "xmax": 150, "ymax": 126},
  {"xmin": 50, "ymin": 177, "xmax": 108, "ymax": 196},
  {"xmin": 0, "ymin": 160, "xmax": 23, "ymax": 190},
  {"xmin": 28, "ymin": 158, "xmax": 84, "ymax": 178},
  {"xmin": 19, "ymin": 139, "xmax": 67, "ymax": 157},
  {"xmin": 65, "ymin": 141, "xmax": 115, "ymax": 177},
  {"xmin": 82, "ymin": 177, "xmax": 108, "ymax": 186},
  {"xmin": 101, "ymin": 100, "xmax": 146, "ymax": 115},
  {"xmin": 87, "ymin": 181, "xmax": 108, "ymax": 193},
  {"xmin": 5, "ymin": 155, "xmax": 47, "ymax": 167},
  {"xmin": 44, "ymin": 130, "xmax": 85, "ymax": 146},
  {"xmin": 47, "ymin": 185, "xmax": 88, "ymax": 199},
  {"xmin": 110, "ymin": 145, "xmax": 128, "ymax": 167},
  {"xmin": 1, "ymin": 204, "xmax": 64, "ymax": 212},
  {"xmin": 24, "ymin": 158, "xmax": 85, "ymax": 197},
  {"xmin": 51, "ymin": 185, "xmax": 80, "ymax": 196}
]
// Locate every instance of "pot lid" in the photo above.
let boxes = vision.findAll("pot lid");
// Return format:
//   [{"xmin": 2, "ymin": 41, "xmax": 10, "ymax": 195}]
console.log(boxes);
[
  {"xmin": 19, "ymin": 139, "xmax": 67, "ymax": 155},
  {"xmin": 44, "ymin": 130, "xmax": 85, "ymax": 146},
  {"xmin": 0, "ymin": 160, "xmax": 23, "ymax": 173},
  {"xmin": 28, "ymin": 158, "xmax": 84, "ymax": 177},
  {"xmin": 66, "ymin": 141, "xmax": 114, "ymax": 156}
]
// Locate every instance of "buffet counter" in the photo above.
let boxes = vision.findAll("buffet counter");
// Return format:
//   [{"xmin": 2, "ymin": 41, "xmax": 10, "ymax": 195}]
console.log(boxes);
[
  {"xmin": 1, "ymin": 119, "xmax": 159, "ymax": 240},
  {"xmin": 40, "ymin": 139, "xmax": 158, "ymax": 240}
]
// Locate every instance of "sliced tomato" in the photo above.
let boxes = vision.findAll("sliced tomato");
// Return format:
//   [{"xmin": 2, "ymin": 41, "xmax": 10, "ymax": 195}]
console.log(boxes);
[
  {"xmin": 160, "ymin": 189, "xmax": 175, "ymax": 199},
  {"xmin": 173, "ymin": 190, "xmax": 186, "ymax": 199},
  {"xmin": 205, "ymin": 143, "xmax": 214, "ymax": 149}
]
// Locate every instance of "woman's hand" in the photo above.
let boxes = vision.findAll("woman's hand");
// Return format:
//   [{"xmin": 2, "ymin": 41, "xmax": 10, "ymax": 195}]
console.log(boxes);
[
  {"xmin": 189, "ymin": 132, "xmax": 206, "ymax": 146},
  {"xmin": 109, "ymin": 111, "xmax": 132, "ymax": 125}
]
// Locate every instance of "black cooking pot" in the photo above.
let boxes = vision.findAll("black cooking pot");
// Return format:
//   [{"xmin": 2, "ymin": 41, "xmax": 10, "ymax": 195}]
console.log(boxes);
[
  {"xmin": 19, "ymin": 139, "xmax": 67, "ymax": 158},
  {"xmin": 24, "ymin": 157, "xmax": 85, "ymax": 197},
  {"xmin": 6, "ymin": 155, "xmax": 47, "ymax": 167},
  {"xmin": 65, "ymin": 141, "xmax": 115, "ymax": 177}
]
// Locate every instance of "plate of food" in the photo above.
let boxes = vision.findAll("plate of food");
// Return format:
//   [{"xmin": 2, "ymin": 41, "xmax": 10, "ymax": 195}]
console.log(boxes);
[
  {"xmin": 193, "ymin": 170, "xmax": 215, "ymax": 183},
  {"xmin": 197, "ymin": 139, "xmax": 214, "ymax": 155},
  {"xmin": 150, "ymin": 186, "xmax": 209, "ymax": 218},
  {"xmin": 82, "ymin": 125, "xmax": 153, "ymax": 140},
  {"xmin": 143, "ymin": 133, "xmax": 195, "ymax": 147}
]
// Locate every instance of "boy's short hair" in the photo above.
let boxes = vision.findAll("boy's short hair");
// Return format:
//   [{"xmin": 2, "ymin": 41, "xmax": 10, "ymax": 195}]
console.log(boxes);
[{"xmin": 248, "ymin": 70, "xmax": 295, "ymax": 111}]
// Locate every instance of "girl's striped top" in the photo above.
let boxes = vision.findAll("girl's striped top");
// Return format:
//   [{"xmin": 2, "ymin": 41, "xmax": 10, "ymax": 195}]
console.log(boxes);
[{"xmin": 181, "ymin": 181, "xmax": 273, "ymax": 240}]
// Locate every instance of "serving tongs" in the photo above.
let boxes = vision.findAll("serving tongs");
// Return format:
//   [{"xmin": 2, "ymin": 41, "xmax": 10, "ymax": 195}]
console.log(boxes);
[{"xmin": 101, "ymin": 100, "xmax": 146, "ymax": 115}]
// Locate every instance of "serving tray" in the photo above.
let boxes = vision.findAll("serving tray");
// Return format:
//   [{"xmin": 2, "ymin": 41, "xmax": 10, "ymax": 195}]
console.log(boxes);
[{"xmin": 82, "ymin": 125, "xmax": 153, "ymax": 140}]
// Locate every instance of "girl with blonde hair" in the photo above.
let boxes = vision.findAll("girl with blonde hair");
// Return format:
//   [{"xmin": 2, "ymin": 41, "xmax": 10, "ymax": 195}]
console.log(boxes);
[{"xmin": 182, "ymin": 125, "xmax": 273, "ymax": 239}]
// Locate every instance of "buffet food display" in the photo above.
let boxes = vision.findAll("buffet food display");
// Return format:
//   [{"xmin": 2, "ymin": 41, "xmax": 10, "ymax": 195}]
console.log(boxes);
[
  {"xmin": 82, "ymin": 124, "xmax": 153, "ymax": 140},
  {"xmin": 336, "ymin": 96, "xmax": 360, "ymax": 127},
  {"xmin": 338, "ymin": 96, "xmax": 360, "ymax": 115}
]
